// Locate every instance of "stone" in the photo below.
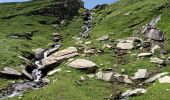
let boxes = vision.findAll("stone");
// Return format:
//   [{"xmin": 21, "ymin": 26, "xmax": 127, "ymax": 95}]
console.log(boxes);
[
  {"xmin": 97, "ymin": 35, "xmax": 109, "ymax": 41},
  {"xmin": 84, "ymin": 41, "xmax": 92, "ymax": 45},
  {"xmin": 116, "ymin": 37, "xmax": 141, "ymax": 50},
  {"xmin": 121, "ymin": 88, "xmax": 147, "ymax": 99},
  {"xmin": 51, "ymin": 33, "xmax": 60, "ymax": 37},
  {"xmin": 41, "ymin": 77, "xmax": 50, "ymax": 84},
  {"xmin": 84, "ymin": 49, "xmax": 95, "ymax": 54},
  {"xmin": 102, "ymin": 44, "xmax": 112, "ymax": 49},
  {"xmin": 137, "ymin": 52, "xmax": 152, "ymax": 57},
  {"xmin": 39, "ymin": 47, "xmax": 78, "ymax": 69},
  {"xmin": 0, "ymin": 67, "xmax": 22, "ymax": 76},
  {"xmin": 95, "ymin": 71, "xmax": 114, "ymax": 81},
  {"xmin": 145, "ymin": 28, "xmax": 165, "ymax": 41},
  {"xmin": 22, "ymin": 69, "xmax": 33, "ymax": 80},
  {"xmin": 80, "ymin": 76, "xmax": 85, "ymax": 81},
  {"xmin": 159, "ymin": 76, "xmax": 170, "ymax": 83},
  {"xmin": 144, "ymin": 72, "xmax": 169, "ymax": 83},
  {"xmin": 132, "ymin": 69, "xmax": 148, "ymax": 79},
  {"xmin": 124, "ymin": 75, "xmax": 133, "ymax": 84},
  {"xmin": 150, "ymin": 57, "xmax": 164, "ymax": 65},
  {"xmin": 151, "ymin": 45, "xmax": 160, "ymax": 53},
  {"xmin": 33, "ymin": 48, "xmax": 45, "ymax": 60},
  {"xmin": 68, "ymin": 59, "xmax": 97, "ymax": 69},
  {"xmin": 47, "ymin": 68, "xmax": 62, "ymax": 76}
]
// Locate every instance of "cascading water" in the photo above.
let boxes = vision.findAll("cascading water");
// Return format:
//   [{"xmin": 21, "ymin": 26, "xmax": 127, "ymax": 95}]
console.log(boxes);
[{"xmin": 0, "ymin": 44, "xmax": 61, "ymax": 99}]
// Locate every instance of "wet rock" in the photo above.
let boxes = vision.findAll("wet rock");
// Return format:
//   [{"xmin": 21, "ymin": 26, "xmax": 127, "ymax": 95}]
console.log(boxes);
[
  {"xmin": 144, "ymin": 72, "xmax": 169, "ymax": 83},
  {"xmin": 150, "ymin": 57, "xmax": 164, "ymax": 65},
  {"xmin": 145, "ymin": 28, "xmax": 165, "ymax": 41},
  {"xmin": 33, "ymin": 48, "xmax": 45, "ymax": 60},
  {"xmin": 95, "ymin": 71, "xmax": 114, "ymax": 81},
  {"xmin": 51, "ymin": 33, "xmax": 60, "ymax": 37},
  {"xmin": 137, "ymin": 52, "xmax": 152, "ymax": 57},
  {"xmin": 0, "ymin": 67, "xmax": 22, "ymax": 76},
  {"xmin": 159, "ymin": 76, "xmax": 170, "ymax": 83},
  {"xmin": 132, "ymin": 69, "xmax": 148, "ymax": 80},
  {"xmin": 96, "ymin": 35, "xmax": 109, "ymax": 41},
  {"xmin": 47, "ymin": 68, "xmax": 61, "ymax": 76},
  {"xmin": 39, "ymin": 47, "xmax": 78, "ymax": 69},
  {"xmin": 120, "ymin": 88, "xmax": 147, "ymax": 99},
  {"xmin": 22, "ymin": 70, "xmax": 33, "ymax": 80},
  {"xmin": 68, "ymin": 59, "xmax": 97, "ymax": 71},
  {"xmin": 151, "ymin": 45, "xmax": 160, "ymax": 53},
  {"xmin": 41, "ymin": 77, "xmax": 50, "ymax": 84}
]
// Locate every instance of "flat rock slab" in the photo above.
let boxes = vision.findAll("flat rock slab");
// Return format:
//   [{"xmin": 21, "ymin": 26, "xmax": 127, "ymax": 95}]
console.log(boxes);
[
  {"xmin": 159, "ymin": 76, "xmax": 170, "ymax": 83},
  {"xmin": 137, "ymin": 52, "xmax": 152, "ymax": 57},
  {"xmin": 68, "ymin": 59, "xmax": 97, "ymax": 69},
  {"xmin": 0, "ymin": 67, "xmax": 22, "ymax": 76},
  {"xmin": 144, "ymin": 72, "xmax": 169, "ymax": 83},
  {"xmin": 39, "ymin": 47, "xmax": 78, "ymax": 69},
  {"xmin": 132, "ymin": 69, "xmax": 148, "ymax": 80},
  {"xmin": 47, "ymin": 68, "xmax": 62, "ymax": 76},
  {"xmin": 95, "ymin": 71, "xmax": 113, "ymax": 81}
]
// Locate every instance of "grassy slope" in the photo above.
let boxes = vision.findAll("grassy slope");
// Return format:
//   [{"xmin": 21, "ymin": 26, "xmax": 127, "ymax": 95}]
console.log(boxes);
[{"xmin": 1, "ymin": 0, "xmax": 170, "ymax": 99}]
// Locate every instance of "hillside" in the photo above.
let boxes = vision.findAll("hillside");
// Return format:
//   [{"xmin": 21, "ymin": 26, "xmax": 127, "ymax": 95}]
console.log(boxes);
[{"xmin": 0, "ymin": 0, "xmax": 170, "ymax": 100}]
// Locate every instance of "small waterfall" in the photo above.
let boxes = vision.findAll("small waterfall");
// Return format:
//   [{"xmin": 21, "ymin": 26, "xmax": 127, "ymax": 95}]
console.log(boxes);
[{"xmin": 80, "ymin": 10, "xmax": 93, "ymax": 38}]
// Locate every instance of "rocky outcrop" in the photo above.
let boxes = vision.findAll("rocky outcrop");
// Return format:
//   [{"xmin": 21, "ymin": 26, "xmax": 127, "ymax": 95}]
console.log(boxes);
[
  {"xmin": 38, "ymin": 47, "xmax": 78, "ymax": 69},
  {"xmin": 28, "ymin": 0, "xmax": 83, "ymax": 20}
]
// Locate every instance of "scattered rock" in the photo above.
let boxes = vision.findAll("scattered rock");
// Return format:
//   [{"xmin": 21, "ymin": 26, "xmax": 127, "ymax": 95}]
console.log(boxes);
[
  {"xmin": 137, "ymin": 52, "xmax": 152, "ymax": 57},
  {"xmin": 47, "ymin": 68, "xmax": 62, "ymax": 76},
  {"xmin": 0, "ymin": 67, "xmax": 22, "ymax": 76},
  {"xmin": 96, "ymin": 35, "xmax": 109, "ymax": 41},
  {"xmin": 150, "ymin": 57, "xmax": 164, "ymax": 65},
  {"xmin": 132, "ymin": 69, "xmax": 148, "ymax": 80},
  {"xmin": 84, "ymin": 48, "xmax": 95, "ymax": 54},
  {"xmin": 95, "ymin": 71, "xmax": 113, "ymax": 81},
  {"xmin": 116, "ymin": 37, "xmax": 141, "ymax": 50},
  {"xmin": 120, "ymin": 88, "xmax": 147, "ymax": 99},
  {"xmin": 144, "ymin": 72, "xmax": 169, "ymax": 83},
  {"xmin": 151, "ymin": 45, "xmax": 160, "ymax": 53},
  {"xmin": 33, "ymin": 48, "xmax": 45, "ymax": 60},
  {"xmin": 39, "ymin": 47, "xmax": 78, "ymax": 69},
  {"xmin": 84, "ymin": 41, "xmax": 92, "ymax": 45},
  {"xmin": 80, "ymin": 76, "xmax": 85, "ymax": 81},
  {"xmin": 159, "ymin": 76, "xmax": 170, "ymax": 83},
  {"xmin": 68, "ymin": 59, "xmax": 97, "ymax": 71},
  {"xmin": 124, "ymin": 75, "xmax": 133, "ymax": 84},
  {"xmin": 41, "ymin": 77, "xmax": 50, "ymax": 84},
  {"xmin": 22, "ymin": 69, "xmax": 33, "ymax": 80},
  {"xmin": 102, "ymin": 44, "xmax": 112, "ymax": 49},
  {"xmin": 145, "ymin": 28, "xmax": 165, "ymax": 41},
  {"xmin": 51, "ymin": 33, "xmax": 60, "ymax": 37}
]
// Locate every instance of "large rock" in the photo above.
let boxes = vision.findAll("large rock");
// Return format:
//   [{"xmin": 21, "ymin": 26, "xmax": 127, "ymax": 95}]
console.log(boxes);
[
  {"xmin": 68, "ymin": 59, "xmax": 97, "ymax": 70},
  {"xmin": 0, "ymin": 67, "xmax": 22, "ymax": 76},
  {"xmin": 144, "ymin": 72, "xmax": 169, "ymax": 83},
  {"xmin": 132, "ymin": 69, "xmax": 148, "ymax": 80},
  {"xmin": 116, "ymin": 37, "xmax": 141, "ymax": 50},
  {"xmin": 150, "ymin": 57, "xmax": 164, "ymax": 65},
  {"xmin": 145, "ymin": 28, "xmax": 165, "ymax": 41},
  {"xmin": 95, "ymin": 71, "xmax": 114, "ymax": 81},
  {"xmin": 137, "ymin": 52, "xmax": 152, "ymax": 57},
  {"xmin": 39, "ymin": 47, "xmax": 78, "ymax": 69},
  {"xmin": 158, "ymin": 76, "xmax": 170, "ymax": 83}
]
